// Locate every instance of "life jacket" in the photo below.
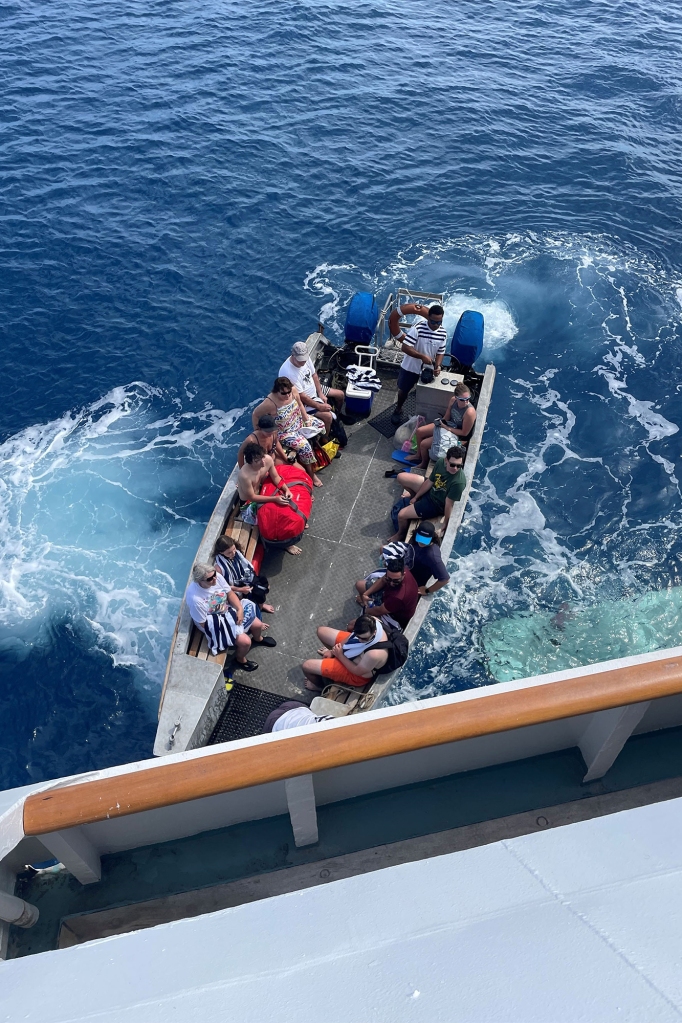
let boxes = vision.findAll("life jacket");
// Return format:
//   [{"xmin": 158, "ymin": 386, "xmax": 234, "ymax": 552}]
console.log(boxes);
[{"xmin": 257, "ymin": 464, "xmax": 313, "ymax": 546}]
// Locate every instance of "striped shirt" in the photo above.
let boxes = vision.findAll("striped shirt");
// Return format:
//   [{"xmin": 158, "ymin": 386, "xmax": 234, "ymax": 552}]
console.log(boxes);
[{"xmin": 400, "ymin": 319, "xmax": 448, "ymax": 375}]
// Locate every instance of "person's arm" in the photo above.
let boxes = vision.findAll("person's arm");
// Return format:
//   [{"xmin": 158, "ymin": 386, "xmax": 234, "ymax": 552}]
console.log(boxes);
[
  {"xmin": 361, "ymin": 576, "xmax": 387, "ymax": 603},
  {"xmin": 310, "ymin": 371, "xmax": 332, "ymax": 410},
  {"xmin": 417, "ymin": 550, "xmax": 450, "ymax": 596},
  {"xmin": 418, "ymin": 577, "xmax": 449, "ymax": 596},
  {"xmin": 292, "ymin": 386, "xmax": 311, "ymax": 424},
  {"xmin": 399, "ymin": 340, "xmax": 432, "ymax": 366},
  {"xmin": 237, "ymin": 434, "xmax": 255, "ymax": 468},
  {"xmin": 241, "ymin": 470, "xmax": 288, "ymax": 506},
  {"xmin": 433, "ymin": 352, "xmax": 444, "ymax": 376},
  {"xmin": 330, "ymin": 644, "xmax": 375, "ymax": 678},
  {"xmin": 453, "ymin": 406, "xmax": 476, "ymax": 437},
  {"xmin": 364, "ymin": 603, "xmax": 389, "ymax": 619},
  {"xmin": 251, "ymin": 400, "xmax": 268, "ymax": 430},
  {"xmin": 440, "ymin": 496, "xmax": 455, "ymax": 537},
  {"xmin": 226, "ymin": 587, "xmax": 244, "ymax": 624},
  {"xmin": 409, "ymin": 476, "xmax": 433, "ymax": 504},
  {"xmin": 267, "ymin": 460, "xmax": 292, "ymax": 500}
]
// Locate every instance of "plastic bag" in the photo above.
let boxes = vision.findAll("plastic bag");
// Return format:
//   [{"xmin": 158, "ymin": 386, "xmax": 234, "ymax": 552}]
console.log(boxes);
[
  {"xmin": 393, "ymin": 415, "xmax": 419, "ymax": 449},
  {"xmin": 401, "ymin": 415, "xmax": 426, "ymax": 453},
  {"xmin": 394, "ymin": 415, "xmax": 425, "ymax": 449},
  {"xmin": 322, "ymin": 439, "xmax": 340, "ymax": 460}
]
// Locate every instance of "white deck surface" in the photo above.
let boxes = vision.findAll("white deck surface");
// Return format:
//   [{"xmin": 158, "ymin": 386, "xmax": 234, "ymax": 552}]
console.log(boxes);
[{"xmin": 3, "ymin": 797, "xmax": 682, "ymax": 1022}]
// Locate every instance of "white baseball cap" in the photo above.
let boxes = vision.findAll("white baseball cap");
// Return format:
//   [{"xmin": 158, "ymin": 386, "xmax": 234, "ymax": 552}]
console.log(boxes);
[{"xmin": 291, "ymin": 341, "xmax": 308, "ymax": 359}]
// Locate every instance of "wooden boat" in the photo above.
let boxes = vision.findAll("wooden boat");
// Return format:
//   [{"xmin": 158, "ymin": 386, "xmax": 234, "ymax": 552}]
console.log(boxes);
[{"xmin": 154, "ymin": 291, "xmax": 496, "ymax": 756}]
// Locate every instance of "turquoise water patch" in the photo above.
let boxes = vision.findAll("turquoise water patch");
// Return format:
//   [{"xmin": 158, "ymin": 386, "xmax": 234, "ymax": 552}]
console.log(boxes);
[{"xmin": 483, "ymin": 588, "xmax": 682, "ymax": 683}]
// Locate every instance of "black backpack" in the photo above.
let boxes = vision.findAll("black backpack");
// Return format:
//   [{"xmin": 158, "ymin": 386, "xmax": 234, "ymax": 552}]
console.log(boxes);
[
  {"xmin": 329, "ymin": 415, "xmax": 348, "ymax": 448},
  {"xmin": 372, "ymin": 627, "xmax": 409, "ymax": 675}
]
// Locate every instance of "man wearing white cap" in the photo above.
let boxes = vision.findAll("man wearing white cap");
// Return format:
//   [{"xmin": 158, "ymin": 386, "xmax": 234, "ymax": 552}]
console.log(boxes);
[{"xmin": 279, "ymin": 341, "xmax": 345, "ymax": 435}]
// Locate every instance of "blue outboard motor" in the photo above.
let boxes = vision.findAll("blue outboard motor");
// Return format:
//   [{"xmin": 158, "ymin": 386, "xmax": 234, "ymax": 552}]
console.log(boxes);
[
  {"xmin": 450, "ymin": 310, "xmax": 484, "ymax": 368},
  {"xmin": 344, "ymin": 292, "xmax": 379, "ymax": 345}
]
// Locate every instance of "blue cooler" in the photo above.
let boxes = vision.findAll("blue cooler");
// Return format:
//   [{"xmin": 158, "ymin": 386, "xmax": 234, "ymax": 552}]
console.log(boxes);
[{"xmin": 345, "ymin": 380, "xmax": 375, "ymax": 416}]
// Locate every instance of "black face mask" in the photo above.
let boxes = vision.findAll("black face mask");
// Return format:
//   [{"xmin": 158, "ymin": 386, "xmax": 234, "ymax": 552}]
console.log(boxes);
[{"xmin": 386, "ymin": 577, "xmax": 403, "ymax": 588}]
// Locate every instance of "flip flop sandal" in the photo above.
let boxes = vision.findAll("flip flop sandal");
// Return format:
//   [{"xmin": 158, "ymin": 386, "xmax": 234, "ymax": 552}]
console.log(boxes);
[
  {"xmin": 234, "ymin": 659, "xmax": 259, "ymax": 672},
  {"xmin": 384, "ymin": 468, "xmax": 400, "ymax": 478},
  {"xmin": 252, "ymin": 636, "xmax": 277, "ymax": 647}
]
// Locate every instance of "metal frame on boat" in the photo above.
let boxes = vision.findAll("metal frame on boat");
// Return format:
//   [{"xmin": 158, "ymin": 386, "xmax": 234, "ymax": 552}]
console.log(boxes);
[{"xmin": 154, "ymin": 291, "xmax": 495, "ymax": 757}]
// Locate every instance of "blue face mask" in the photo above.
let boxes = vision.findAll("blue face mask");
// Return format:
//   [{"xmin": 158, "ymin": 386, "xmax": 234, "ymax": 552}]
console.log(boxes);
[{"xmin": 415, "ymin": 535, "xmax": 432, "ymax": 546}]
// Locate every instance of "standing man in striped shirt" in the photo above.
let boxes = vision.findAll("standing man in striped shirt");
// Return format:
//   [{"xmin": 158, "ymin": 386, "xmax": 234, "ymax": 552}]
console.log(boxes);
[{"xmin": 389, "ymin": 302, "xmax": 448, "ymax": 425}]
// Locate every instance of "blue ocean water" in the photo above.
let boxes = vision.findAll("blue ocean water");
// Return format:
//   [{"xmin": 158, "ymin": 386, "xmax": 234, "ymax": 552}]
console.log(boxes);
[{"xmin": 1, "ymin": 0, "xmax": 681, "ymax": 787}]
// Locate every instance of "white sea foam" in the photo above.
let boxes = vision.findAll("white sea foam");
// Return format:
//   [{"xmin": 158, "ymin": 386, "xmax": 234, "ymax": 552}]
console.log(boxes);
[
  {"xmin": 0, "ymin": 382, "xmax": 244, "ymax": 694},
  {"xmin": 442, "ymin": 293, "xmax": 517, "ymax": 353},
  {"xmin": 303, "ymin": 263, "xmax": 361, "ymax": 337}
]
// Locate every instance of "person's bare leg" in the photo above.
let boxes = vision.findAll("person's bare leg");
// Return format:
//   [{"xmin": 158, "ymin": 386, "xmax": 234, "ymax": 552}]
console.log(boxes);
[
  {"xmin": 302, "ymin": 658, "xmax": 326, "ymax": 691},
  {"xmin": 234, "ymin": 634, "xmax": 252, "ymax": 664},
  {"xmin": 406, "ymin": 424, "xmax": 434, "ymax": 463},
  {"xmin": 416, "ymin": 436, "xmax": 432, "ymax": 469},
  {"xmin": 387, "ymin": 504, "xmax": 421, "ymax": 543},
  {"xmin": 301, "ymin": 457, "xmax": 323, "ymax": 488},
  {"xmin": 397, "ymin": 471, "xmax": 424, "ymax": 495},
  {"xmin": 316, "ymin": 626, "xmax": 339, "ymax": 650},
  {"xmin": 327, "ymin": 387, "xmax": 345, "ymax": 411}
]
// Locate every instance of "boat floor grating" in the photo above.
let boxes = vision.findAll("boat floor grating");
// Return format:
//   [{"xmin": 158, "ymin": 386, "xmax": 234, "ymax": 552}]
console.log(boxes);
[
  {"xmin": 367, "ymin": 392, "xmax": 416, "ymax": 438},
  {"xmin": 208, "ymin": 683, "xmax": 287, "ymax": 744}
]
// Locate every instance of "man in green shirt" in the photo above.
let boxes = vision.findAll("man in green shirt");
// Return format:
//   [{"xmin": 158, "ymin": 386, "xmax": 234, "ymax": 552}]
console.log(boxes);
[{"xmin": 388, "ymin": 445, "xmax": 466, "ymax": 542}]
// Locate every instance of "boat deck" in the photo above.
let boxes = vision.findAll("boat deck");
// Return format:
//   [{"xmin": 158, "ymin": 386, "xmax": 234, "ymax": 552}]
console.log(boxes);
[{"xmin": 219, "ymin": 380, "xmax": 403, "ymax": 706}]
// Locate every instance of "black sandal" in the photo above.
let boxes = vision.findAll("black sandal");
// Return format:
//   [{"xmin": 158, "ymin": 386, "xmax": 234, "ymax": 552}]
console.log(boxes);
[
  {"xmin": 384, "ymin": 468, "xmax": 400, "ymax": 478},
  {"xmin": 234, "ymin": 659, "xmax": 259, "ymax": 672},
  {"xmin": 252, "ymin": 636, "xmax": 277, "ymax": 647}
]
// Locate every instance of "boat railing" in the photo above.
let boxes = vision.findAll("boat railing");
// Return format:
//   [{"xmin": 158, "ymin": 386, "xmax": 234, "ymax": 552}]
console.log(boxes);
[{"xmin": 16, "ymin": 643, "xmax": 682, "ymax": 858}]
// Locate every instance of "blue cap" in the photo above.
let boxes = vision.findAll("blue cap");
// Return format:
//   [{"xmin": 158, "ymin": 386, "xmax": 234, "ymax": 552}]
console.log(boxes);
[{"xmin": 414, "ymin": 531, "xmax": 432, "ymax": 546}]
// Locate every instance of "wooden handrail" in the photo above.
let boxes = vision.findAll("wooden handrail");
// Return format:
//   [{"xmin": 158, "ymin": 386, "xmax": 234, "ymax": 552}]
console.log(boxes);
[{"xmin": 23, "ymin": 652, "xmax": 682, "ymax": 836}]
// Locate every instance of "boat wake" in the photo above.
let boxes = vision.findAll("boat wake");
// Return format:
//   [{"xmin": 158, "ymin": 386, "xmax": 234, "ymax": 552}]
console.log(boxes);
[{"xmin": 0, "ymin": 381, "xmax": 245, "ymax": 696}]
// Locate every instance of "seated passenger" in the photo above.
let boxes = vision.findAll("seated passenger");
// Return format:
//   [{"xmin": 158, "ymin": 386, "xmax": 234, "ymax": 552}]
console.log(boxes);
[
  {"xmin": 357, "ymin": 528, "xmax": 449, "ymax": 601},
  {"xmin": 213, "ymin": 535, "xmax": 275, "ymax": 615},
  {"xmin": 279, "ymin": 341, "xmax": 345, "ymax": 435},
  {"xmin": 406, "ymin": 383, "xmax": 476, "ymax": 469},
  {"xmin": 408, "ymin": 521, "xmax": 450, "ymax": 596},
  {"xmin": 184, "ymin": 561, "xmax": 275, "ymax": 673},
  {"xmin": 263, "ymin": 700, "xmax": 332, "ymax": 732},
  {"xmin": 302, "ymin": 614, "xmax": 389, "ymax": 692},
  {"xmin": 388, "ymin": 446, "xmax": 466, "ymax": 542},
  {"xmin": 237, "ymin": 442, "xmax": 293, "ymax": 522},
  {"xmin": 251, "ymin": 377, "xmax": 324, "ymax": 487},
  {"xmin": 354, "ymin": 557, "xmax": 419, "ymax": 631},
  {"xmin": 237, "ymin": 414, "xmax": 287, "ymax": 468}
]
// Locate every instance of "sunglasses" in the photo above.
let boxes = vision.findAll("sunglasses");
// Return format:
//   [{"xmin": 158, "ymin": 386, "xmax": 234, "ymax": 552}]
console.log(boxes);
[
  {"xmin": 447, "ymin": 461, "xmax": 463, "ymax": 470},
  {"xmin": 204, "ymin": 572, "xmax": 217, "ymax": 582}
]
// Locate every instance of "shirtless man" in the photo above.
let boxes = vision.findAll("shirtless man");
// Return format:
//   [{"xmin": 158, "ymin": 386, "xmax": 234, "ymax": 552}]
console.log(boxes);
[
  {"xmin": 237, "ymin": 443, "xmax": 303, "ymax": 555},
  {"xmin": 237, "ymin": 414, "xmax": 287, "ymax": 468},
  {"xmin": 301, "ymin": 615, "xmax": 388, "ymax": 692}
]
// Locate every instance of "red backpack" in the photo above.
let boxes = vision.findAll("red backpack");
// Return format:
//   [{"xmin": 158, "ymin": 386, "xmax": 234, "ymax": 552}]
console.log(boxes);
[{"xmin": 257, "ymin": 464, "xmax": 313, "ymax": 546}]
